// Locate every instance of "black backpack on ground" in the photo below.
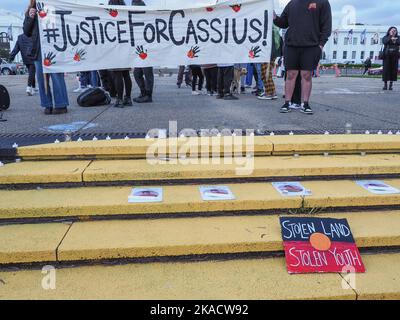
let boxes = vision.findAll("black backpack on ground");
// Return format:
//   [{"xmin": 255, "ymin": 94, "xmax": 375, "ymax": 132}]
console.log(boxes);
[
  {"xmin": 0, "ymin": 85, "xmax": 10, "ymax": 111},
  {"xmin": 77, "ymin": 87, "xmax": 111, "ymax": 107}
]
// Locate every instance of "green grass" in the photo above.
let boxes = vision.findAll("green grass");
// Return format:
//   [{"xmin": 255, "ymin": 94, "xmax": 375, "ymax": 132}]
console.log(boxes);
[{"xmin": 341, "ymin": 75, "xmax": 382, "ymax": 79}]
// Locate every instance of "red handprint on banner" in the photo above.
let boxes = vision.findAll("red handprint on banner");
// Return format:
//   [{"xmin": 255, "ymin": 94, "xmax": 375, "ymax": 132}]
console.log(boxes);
[
  {"xmin": 249, "ymin": 46, "xmax": 261, "ymax": 59},
  {"xmin": 136, "ymin": 46, "xmax": 148, "ymax": 60},
  {"xmin": 187, "ymin": 46, "xmax": 200, "ymax": 59},
  {"xmin": 43, "ymin": 52, "xmax": 56, "ymax": 67}
]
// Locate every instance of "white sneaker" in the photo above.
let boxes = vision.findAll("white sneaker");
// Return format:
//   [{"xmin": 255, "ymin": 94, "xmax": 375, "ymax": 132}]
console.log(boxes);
[
  {"xmin": 289, "ymin": 102, "xmax": 302, "ymax": 110},
  {"xmin": 30, "ymin": 87, "xmax": 35, "ymax": 95},
  {"xmin": 33, "ymin": 87, "xmax": 39, "ymax": 92},
  {"xmin": 26, "ymin": 86, "xmax": 32, "ymax": 96},
  {"xmin": 257, "ymin": 92, "xmax": 268, "ymax": 100},
  {"xmin": 192, "ymin": 91, "xmax": 201, "ymax": 95}
]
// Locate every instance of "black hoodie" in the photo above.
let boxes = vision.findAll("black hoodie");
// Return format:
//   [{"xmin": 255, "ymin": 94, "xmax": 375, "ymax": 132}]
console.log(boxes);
[
  {"xmin": 132, "ymin": 0, "xmax": 145, "ymax": 5},
  {"xmin": 274, "ymin": 0, "xmax": 332, "ymax": 48}
]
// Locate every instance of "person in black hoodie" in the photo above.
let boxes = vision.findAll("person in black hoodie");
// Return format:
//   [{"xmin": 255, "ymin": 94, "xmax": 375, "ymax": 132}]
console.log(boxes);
[
  {"xmin": 23, "ymin": 0, "xmax": 69, "ymax": 115},
  {"xmin": 382, "ymin": 27, "xmax": 400, "ymax": 91},
  {"xmin": 9, "ymin": 33, "xmax": 36, "ymax": 96},
  {"xmin": 274, "ymin": 0, "xmax": 332, "ymax": 115},
  {"xmin": 132, "ymin": 0, "xmax": 154, "ymax": 103}
]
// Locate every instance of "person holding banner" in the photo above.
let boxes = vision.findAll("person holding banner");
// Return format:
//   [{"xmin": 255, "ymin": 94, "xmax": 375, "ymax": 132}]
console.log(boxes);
[
  {"xmin": 217, "ymin": 64, "xmax": 238, "ymax": 100},
  {"xmin": 274, "ymin": 0, "xmax": 332, "ymax": 115},
  {"xmin": 107, "ymin": 0, "xmax": 133, "ymax": 107},
  {"xmin": 24, "ymin": 0, "xmax": 69, "ymax": 114},
  {"xmin": 131, "ymin": 0, "xmax": 154, "ymax": 103}
]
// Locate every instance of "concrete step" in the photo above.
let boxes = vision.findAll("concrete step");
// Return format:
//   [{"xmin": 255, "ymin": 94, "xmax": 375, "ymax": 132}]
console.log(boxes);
[
  {"xmin": 2, "ymin": 154, "xmax": 400, "ymax": 186},
  {"xmin": 1, "ymin": 211, "xmax": 399, "ymax": 265},
  {"xmin": 14, "ymin": 134, "xmax": 400, "ymax": 160},
  {"xmin": 1, "ymin": 252, "xmax": 399, "ymax": 299},
  {"xmin": 1, "ymin": 180, "xmax": 400, "ymax": 221}
]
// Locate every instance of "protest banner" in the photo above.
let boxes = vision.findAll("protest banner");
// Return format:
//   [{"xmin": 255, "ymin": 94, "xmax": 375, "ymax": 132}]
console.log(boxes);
[
  {"xmin": 37, "ymin": 0, "xmax": 273, "ymax": 73},
  {"xmin": 279, "ymin": 217, "xmax": 365, "ymax": 274}
]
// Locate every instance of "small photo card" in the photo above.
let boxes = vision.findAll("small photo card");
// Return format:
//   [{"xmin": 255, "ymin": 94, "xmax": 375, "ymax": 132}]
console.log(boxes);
[
  {"xmin": 356, "ymin": 180, "xmax": 400, "ymax": 195},
  {"xmin": 128, "ymin": 187, "xmax": 163, "ymax": 203},
  {"xmin": 272, "ymin": 182, "xmax": 312, "ymax": 197},
  {"xmin": 200, "ymin": 186, "xmax": 236, "ymax": 201}
]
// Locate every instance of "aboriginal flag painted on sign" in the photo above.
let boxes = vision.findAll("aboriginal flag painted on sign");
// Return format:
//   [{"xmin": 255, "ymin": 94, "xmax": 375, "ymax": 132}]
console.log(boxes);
[{"xmin": 279, "ymin": 217, "xmax": 365, "ymax": 274}]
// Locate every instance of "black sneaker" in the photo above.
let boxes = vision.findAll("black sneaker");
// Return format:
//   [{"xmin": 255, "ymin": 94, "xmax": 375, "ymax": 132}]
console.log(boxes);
[
  {"xmin": 224, "ymin": 94, "xmax": 239, "ymax": 100},
  {"xmin": 113, "ymin": 99, "xmax": 124, "ymax": 108},
  {"xmin": 280, "ymin": 102, "xmax": 291, "ymax": 113},
  {"xmin": 53, "ymin": 107, "xmax": 67, "ymax": 114},
  {"xmin": 44, "ymin": 108, "xmax": 53, "ymax": 115},
  {"xmin": 216, "ymin": 94, "xmax": 224, "ymax": 99},
  {"xmin": 133, "ymin": 94, "xmax": 145, "ymax": 103},
  {"xmin": 135, "ymin": 95, "xmax": 152, "ymax": 103},
  {"xmin": 123, "ymin": 96, "xmax": 133, "ymax": 106},
  {"xmin": 301, "ymin": 104, "xmax": 314, "ymax": 115}
]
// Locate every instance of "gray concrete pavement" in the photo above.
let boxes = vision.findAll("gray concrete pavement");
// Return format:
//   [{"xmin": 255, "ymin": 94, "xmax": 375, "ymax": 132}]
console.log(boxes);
[{"xmin": 0, "ymin": 73, "xmax": 399, "ymax": 144}]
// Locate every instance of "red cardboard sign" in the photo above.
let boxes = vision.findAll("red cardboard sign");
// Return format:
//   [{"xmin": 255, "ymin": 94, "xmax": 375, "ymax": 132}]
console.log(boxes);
[{"xmin": 280, "ymin": 217, "xmax": 365, "ymax": 274}]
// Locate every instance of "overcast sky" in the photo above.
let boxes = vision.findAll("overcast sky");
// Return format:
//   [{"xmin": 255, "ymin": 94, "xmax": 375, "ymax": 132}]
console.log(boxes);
[{"xmin": 1, "ymin": 0, "xmax": 399, "ymax": 26}]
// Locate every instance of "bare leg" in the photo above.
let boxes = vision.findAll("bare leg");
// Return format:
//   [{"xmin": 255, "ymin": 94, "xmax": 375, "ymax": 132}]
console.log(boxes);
[
  {"xmin": 285, "ymin": 70, "xmax": 299, "ymax": 102},
  {"xmin": 300, "ymin": 70, "xmax": 312, "ymax": 103}
]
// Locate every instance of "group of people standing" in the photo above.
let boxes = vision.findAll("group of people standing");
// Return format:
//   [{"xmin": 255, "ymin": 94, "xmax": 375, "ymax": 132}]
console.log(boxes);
[
  {"xmin": 179, "ymin": 24, "xmax": 283, "ymax": 101},
  {"xmin": 20, "ymin": 0, "xmax": 152, "ymax": 114},
  {"xmin": 8, "ymin": 0, "xmax": 399, "ymax": 117}
]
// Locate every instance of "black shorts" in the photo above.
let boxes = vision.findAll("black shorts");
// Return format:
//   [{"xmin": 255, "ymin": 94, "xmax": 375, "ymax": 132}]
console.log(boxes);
[{"xmin": 284, "ymin": 46, "xmax": 322, "ymax": 71}]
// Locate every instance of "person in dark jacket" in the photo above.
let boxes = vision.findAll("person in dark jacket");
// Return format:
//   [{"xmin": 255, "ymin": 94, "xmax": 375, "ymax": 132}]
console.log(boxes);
[
  {"xmin": 108, "ymin": 0, "xmax": 133, "ymax": 107},
  {"xmin": 363, "ymin": 57, "xmax": 372, "ymax": 75},
  {"xmin": 132, "ymin": 0, "xmax": 154, "ymax": 103},
  {"xmin": 9, "ymin": 33, "xmax": 36, "ymax": 96},
  {"xmin": 382, "ymin": 27, "xmax": 400, "ymax": 90},
  {"xmin": 274, "ymin": 0, "xmax": 332, "ymax": 115},
  {"xmin": 23, "ymin": 0, "xmax": 69, "ymax": 114}
]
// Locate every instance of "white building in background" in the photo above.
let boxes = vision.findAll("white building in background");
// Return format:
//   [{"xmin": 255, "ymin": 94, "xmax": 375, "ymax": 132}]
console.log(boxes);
[
  {"xmin": 0, "ymin": 9, "xmax": 24, "ymax": 62},
  {"xmin": 322, "ymin": 25, "xmax": 393, "ymax": 65}
]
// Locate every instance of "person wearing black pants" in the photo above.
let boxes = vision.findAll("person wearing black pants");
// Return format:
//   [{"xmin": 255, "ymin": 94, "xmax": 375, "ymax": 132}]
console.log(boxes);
[
  {"xmin": 133, "ymin": 67, "xmax": 154, "ymax": 103},
  {"xmin": 112, "ymin": 69, "xmax": 133, "ymax": 108},
  {"xmin": 382, "ymin": 27, "xmax": 400, "ymax": 90},
  {"xmin": 131, "ymin": 0, "xmax": 153, "ymax": 103},
  {"xmin": 177, "ymin": 65, "xmax": 192, "ymax": 88},
  {"xmin": 203, "ymin": 64, "xmax": 218, "ymax": 95},
  {"xmin": 217, "ymin": 64, "xmax": 238, "ymax": 100},
  {"xmin": 26, "ymin": 64, "xmax": 36, "ymax": 91},
  {"xmin": 189, "ymin": 65, "xmax": 204, "ymax": 95},
  {"xmin": 9, "ymin": 33, "xmax": 36, "ymax": 96}
]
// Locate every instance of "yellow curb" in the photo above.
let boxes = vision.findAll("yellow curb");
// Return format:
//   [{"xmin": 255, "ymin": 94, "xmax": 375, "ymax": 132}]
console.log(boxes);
[
  {"xmin": 268, "ymin": 134, "xmax": 400, "ymax": 155},
  {"xmin": 1, "ymin": 180, "xmax": 400, "ymax": 219},
  {"xmin": 0, "ymin": 257, "xmax": 355, "ymax": 300},
  {"xmin": 353, "ymin": 253, "xmax": 400, "ymax": 299},
  {"xmin": 0, "ymin": 223, "xmax": 70, "ymax": 264},
  {"xmin": 17, "ymin": 136, "xmax": 271, "ymax": 160},
  {"xmin": 83, "ymin": 154, "xmax": 400, "ymax": 182},
  {"xmin": 56, "ymin": 211, "xmax": 400, "ymax": 262},
  {"xmin": 0, "ymin": 161, "xmax": 91, "ymax": 184}
]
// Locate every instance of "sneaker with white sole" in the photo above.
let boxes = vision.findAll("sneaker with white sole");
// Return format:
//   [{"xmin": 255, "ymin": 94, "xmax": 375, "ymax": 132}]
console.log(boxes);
[
  {"xmin": 257, "ymin": 92, "xmax": 267, "ymax": 100},
  {"xmin": 289, "ymin": 103, "xmax": 302, "ymax": 110},
  {"xmin": 26, "ymin": 86, "xmax": 32, "ymax": 96},
  {"xmin": 280, "ymin": 102, "xmax": 291, "ymax": 113},
  {"xmin": 73, "ymin": 87, "xmax": 83, "ymax": 93},
  {"xmin": 300, "ymin": 103, "xmax": 314, "ymax": 115},
  {"xmin": 192, "ymin": 91, "xmax": 201, "ymax": 95},
  {"xmin": 258, "ymin": 94, "xmax": 277, "ymax": 100}
]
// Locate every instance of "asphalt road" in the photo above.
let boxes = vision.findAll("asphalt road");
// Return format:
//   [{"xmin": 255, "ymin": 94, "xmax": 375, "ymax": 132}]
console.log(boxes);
[{"xmin": 0, "ymin": 72, "xmax": 399, "ymax": 147}]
